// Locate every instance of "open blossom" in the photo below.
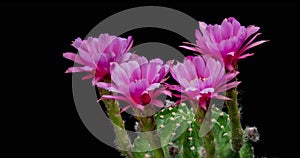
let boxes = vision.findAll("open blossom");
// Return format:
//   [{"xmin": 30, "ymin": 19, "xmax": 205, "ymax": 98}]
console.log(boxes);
[
  {"xmin": 181, "ymin": 17, "xmax": 267, "ymax": 71},
  {"xmin": 169, "ymin": 55, "xmax": 240, "ymax": 110},
  {"xmin": 96, "ymin": 55, "xmax": 172, "ymax": 111},
  {"xmin": 63, "ymin": 33, "xmax": 133, "ymax": 84}
]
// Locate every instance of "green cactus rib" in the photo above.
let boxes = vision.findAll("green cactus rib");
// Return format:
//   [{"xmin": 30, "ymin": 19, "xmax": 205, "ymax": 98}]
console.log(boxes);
[
  {"xmin": 155, "ymin": 103, "xmax": 204, "ymax": 158},
  {"xmin": 226, "ymin": 88, "xmax": 244, "ymax": 152},
  {"xmin": 156, "ymin": 104, "xmax": 188, "ymax": 158},
  {"xmin": 211, "ymin": 106, "xmax": 237, "ymax": 158},
  {"xmin": 182, "ymin": 121, "xmax": 203, "ymax": 158},
  {"xmin": 98, "ymin": 88, "xmax": 133, "ymax": 158},
  {"xmin": 211, "ymin": 106, "xmax": 254, "ymax": 158}
]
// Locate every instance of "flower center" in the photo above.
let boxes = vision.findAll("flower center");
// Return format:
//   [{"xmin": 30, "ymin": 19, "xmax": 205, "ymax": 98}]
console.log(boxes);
[
  {"xmin": 226, "ymin": 52, "xmax": 235, "ymax": 64},
  {"xmin": 198, "ymin": 92, "xmax": 212, "ymax": 110},
  {"xmin": 199, "ymin": 95, "xmax": 210, "ymax": 103},
  {"xmin": 140, "ymin": 93, "xmax": 151, "ymax": 105},
  {"xmin": 200, "ymin": 77, "xmax": 208, "ymax": 81}
]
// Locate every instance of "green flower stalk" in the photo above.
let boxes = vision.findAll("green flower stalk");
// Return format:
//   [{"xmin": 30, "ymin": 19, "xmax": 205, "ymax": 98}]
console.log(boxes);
[
  {"xmin": 134, "ymin": 107, "xmax": 165, "ymax": 158},
  {"xmin": 194, "ymin": 103, "xmax": 216, "ymax": 158},
  {"xmin": 226, "ymin": 88, "xmax": 243, "ymax": 152},
  {"xmin": 98, "ymin": 88, "xmax": 133, "ymax": 158}
]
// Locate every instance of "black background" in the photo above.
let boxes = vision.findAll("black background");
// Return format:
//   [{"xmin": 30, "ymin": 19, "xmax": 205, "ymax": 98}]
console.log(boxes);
[{"xmin": 3, "ymin": 1, "xmax": 298, "ymax": 157}]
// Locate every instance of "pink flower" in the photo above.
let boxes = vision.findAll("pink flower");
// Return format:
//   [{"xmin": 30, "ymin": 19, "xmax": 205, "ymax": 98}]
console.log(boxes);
[
  {"xmin": 96, "ymin": 55, "xmax": 172, "ymax": 111},
  {"xmin": 181, "ymin": 17, "xmax": 267, "ymax": 71},
  {"xmin": 63, "ymin": 34, "xmax": 133, "ymax": 84},
  {"xmin": 169, "ymin": 55, "xmax": 240, "ymax": 110}
]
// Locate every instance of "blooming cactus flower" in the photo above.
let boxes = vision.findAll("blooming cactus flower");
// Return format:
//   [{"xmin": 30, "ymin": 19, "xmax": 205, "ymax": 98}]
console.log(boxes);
[
  {"xmin": 96, "ymin": 55, "xmax": 172, "ymax": 111},
  {"xmin": 169, "ymin": 55, "xmax": 240, "ymax": 110},
  {"xmin": 63, "ymin": 34, "xmax": 133, "ymax": 84},
  {"xmin": 181, "ymin": 17, "xmax": 267, "ymax": 71}
]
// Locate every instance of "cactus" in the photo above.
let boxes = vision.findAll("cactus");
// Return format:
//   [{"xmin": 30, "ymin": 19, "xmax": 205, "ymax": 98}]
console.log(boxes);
[
  {"xmin": 132, "ymin": 103, "xmax": 256, "ymax": 158},
  {"xmin": 132, "ymin": 103, "xmax": 202, "ymax": 158},
  {"xmin": 155, "ymin": 103, "xmax": 204, "ymax": 158},
  {"xmin": 131, "ymin": 102, "xmax": 257, "ymax": 158},
  {"xmin": 97, "ymin": 78, "xmax": 257, "ymax": 158},
  {"xmin": 132, "ymin": 134, "xmax": 154, "ymax": 158},
  {"xmin": 211, "ymin": 106, "xmax": 255, "ymax": 158},
  {"xmin": 211, "ymin": 106, "xmax": 237, "ymax": 158}
]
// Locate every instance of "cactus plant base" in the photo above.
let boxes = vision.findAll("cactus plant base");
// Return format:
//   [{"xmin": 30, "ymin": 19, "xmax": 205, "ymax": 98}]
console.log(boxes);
[{"xmin": 130, "ymin": 103, "xmax": 255, "ymax": 158}]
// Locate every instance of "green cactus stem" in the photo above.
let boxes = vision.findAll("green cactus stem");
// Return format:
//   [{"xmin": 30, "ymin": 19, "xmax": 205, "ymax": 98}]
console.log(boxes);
[
  {"xmin": 211, "ymin": 106, "xmax": 239, "ymax": 158},
  {"xmin": 134, "ymin": 107, "xmax": 165, "ymax": 158},
  {"xmin": 98, "ymin": 88, "xmax": 133, "ymax": 158},
  {"xmin": 203, "ymin": 131, "xmax": 216, "ymax": 158},
  {"xmin": 154, "ymin": 103, "xmax": 203, "ymax": 158},
  {"xmin": 239, "ymin": 141, "xmax": 254, "ymax": 158},
  {"xmin": 194, "ymin": 103, "xmax": 216, "ymax": 158},
  {"xmin": 226, "ymin": 88, "xmax": 244, "ymax": 152}
]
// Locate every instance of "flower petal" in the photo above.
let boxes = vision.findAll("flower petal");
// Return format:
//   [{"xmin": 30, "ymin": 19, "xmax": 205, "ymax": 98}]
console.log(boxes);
[
  {"xmin": 120, "ymin": 105, "xmax": 132, "ymax": 113},
  {"xmin": 239, "ymin": 33, "xmax": 262, "ymax": 54},
  {"xmin": 129, "ymin": 79, "xmax": 147, "ymax": 104},
  {"xmin": 213, "ymin": 95, "xmax": 231, "ymax": 100},
  {"xmin": 166, "ymin": 84, "xmax": 183, "ymax": 93},
  {"xmin": 82, "ymin": 74, "xmax": 94, "ymax": 80},
  {"xmin": 179, "ymin": 45, "xmax": 199, "ymax": 52},
  {"xmin": 150, "ymin": 99, "xmax": 165, "ymax": 107},
  {"xmin": 243, "ymin": 40, "xmax": 269, "ymax": 52},
  {"xmin": 216, "ymin": 81, "xmax": 241, "ymax": 92},
  {"xmin": 96, "ymin": 82, "xmax": 113, "ymax": 89},
  {"xmin": 246, "ymin": 25, "xmax": 260, "ymax": 38},
  {"xmin": 146, "ymin": 83, "xmax": 161, "ymax": 92},
  {"xmin": 65, "ymin": 66, "xmax": 93, "ymax": 73},
  {"xmin": 226, "ymin": 71, "xmax": 239, "ymax": 81},
  {"xmin": 200, "ymin": 88, "xmax": 215, "ymax": 94},
  {"xmin": 238, "ymin": 53, "xmax": 254, "ymax": 59},
  {"xmin": 98, "ymin": 95, "xmax": 129, "ymax": 102},
  {"xmin": 63, "ymin": 52, "xmax": 85, "ymax": 65},
  {"xmin": 110, "ymin": 62, "xmax": 129, "ymax": 86}
]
